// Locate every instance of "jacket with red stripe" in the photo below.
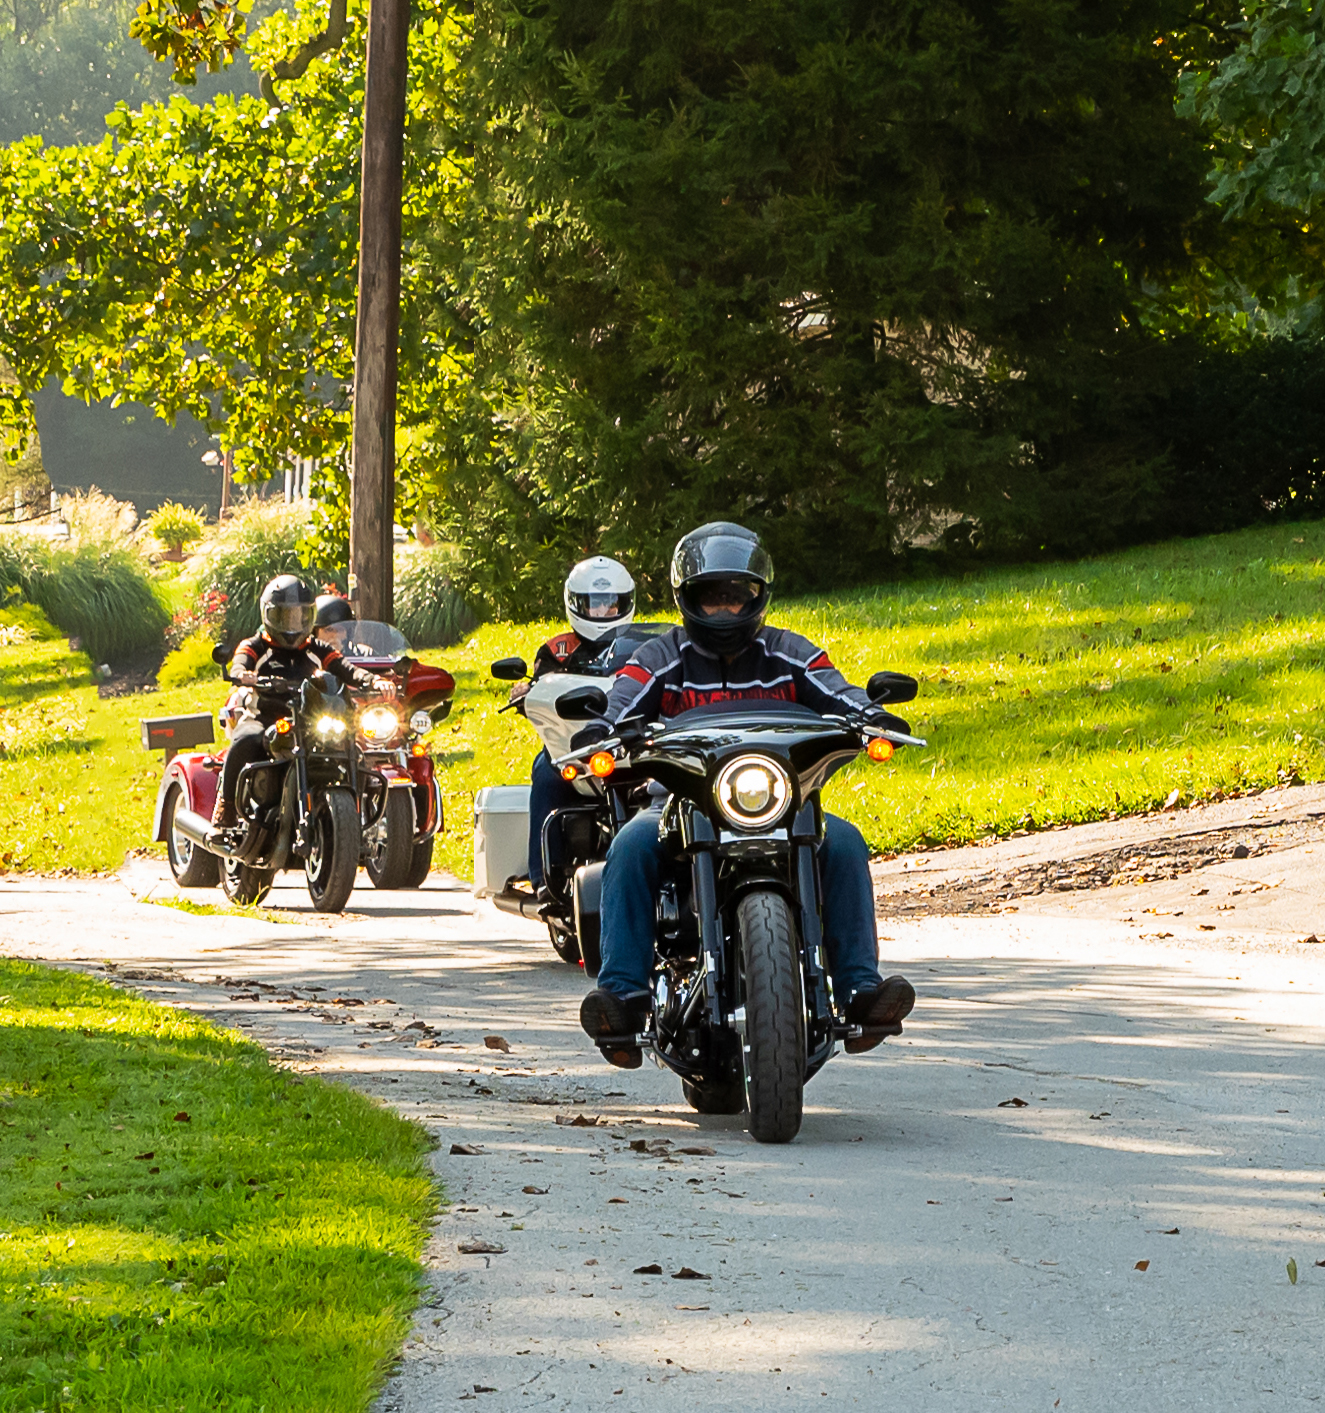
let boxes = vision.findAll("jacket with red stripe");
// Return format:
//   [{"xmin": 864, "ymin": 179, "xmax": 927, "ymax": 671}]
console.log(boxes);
[
  {"xmin": 600, "ymin": 625, "xmax": 871, "ymax": 725},
  {"xmin": 531, "ymin": 630, "xmax": 605, "ymax": 680},
  {"xmin": 229, "ymin": 633, "xmax": 377, "ymax": 724}
]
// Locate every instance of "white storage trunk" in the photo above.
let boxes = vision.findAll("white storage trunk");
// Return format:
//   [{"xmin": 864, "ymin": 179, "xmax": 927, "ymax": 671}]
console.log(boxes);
[{"xmin": 473, "ymin": 785, "xmax": 532, "ymax": 898}]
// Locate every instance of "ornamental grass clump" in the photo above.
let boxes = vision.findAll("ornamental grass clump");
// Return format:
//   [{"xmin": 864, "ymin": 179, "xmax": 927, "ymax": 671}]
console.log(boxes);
[{"xmin": 395, "ymin": 544, "xmax": 478, "ymax": 648}]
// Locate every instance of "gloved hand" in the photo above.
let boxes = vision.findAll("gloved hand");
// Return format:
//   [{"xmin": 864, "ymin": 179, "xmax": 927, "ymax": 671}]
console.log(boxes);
[
  {"xmin": 865, "ymin": 707, "xmax": 911, "ymax": 736},
  {"xmin": 570, "ymin": 722, "xmax": 611, "ymax": 751}
]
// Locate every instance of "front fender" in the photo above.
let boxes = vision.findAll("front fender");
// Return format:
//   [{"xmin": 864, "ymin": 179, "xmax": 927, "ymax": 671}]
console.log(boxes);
[
  {"xmin": 407, "ymin": 756, "xmax": 441, "ymax": 839},
  {"xmin": 151, "ymin": 749, "xmax": 225, "ymax": 841}
]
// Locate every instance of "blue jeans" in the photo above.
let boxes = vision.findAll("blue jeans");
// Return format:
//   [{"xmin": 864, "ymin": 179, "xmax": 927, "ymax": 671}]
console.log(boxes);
[
  {"xmin": 528, "ymin": 748, "xmax": 582, "ymax": 886},
  {"xmin": 597, "ymin": 808, "xmax": 883, "ymax": 1002}
]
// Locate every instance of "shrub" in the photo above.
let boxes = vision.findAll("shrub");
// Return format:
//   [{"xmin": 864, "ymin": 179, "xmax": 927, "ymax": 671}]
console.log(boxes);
[
  {"xmin": 60, "ymin": 487, "xmax": 138, "ymax": 546},
  {"xmin": 394, "ymin": 545, "xmax": 478, "ymax": 649},
  {"xmin": 0, "ymin": 538, "xmax": 167, "ymax": 662},
  {"xmin": 157, "ymin": 630, "xmax": 220, "ymax": 689},
  {"xmin": 146, "ymin": 501, "xmax": 207, "ymax": 556},
  {"xmin": 194, "ymin": 502, "xmax": 342, "ymax": 644}
]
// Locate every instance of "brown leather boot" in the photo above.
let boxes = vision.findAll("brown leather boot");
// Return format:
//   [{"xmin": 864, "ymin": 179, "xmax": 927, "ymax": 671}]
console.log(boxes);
[{"xmin": 210, "ymin": 795, "xmax": 237, "ymax": 830}]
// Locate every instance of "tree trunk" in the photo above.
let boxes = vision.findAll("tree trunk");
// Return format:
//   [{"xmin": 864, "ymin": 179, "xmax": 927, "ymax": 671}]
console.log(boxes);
[{"xmin": 349, "ymin": 0, "xmax": 409, "ymax": 623}]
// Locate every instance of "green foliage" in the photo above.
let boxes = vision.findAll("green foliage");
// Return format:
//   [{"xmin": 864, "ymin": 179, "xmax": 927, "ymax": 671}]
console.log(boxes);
[
  {"xmin": 0, "ymin": 957, "xmax": 435, "ymax": 1410},
  {"xmin": 394, "ymin": 545, "xmax": 478, "ymax": 649},
  {"xmin": 145, "ymin": 499, "xmax": 207, "ymax": 553},
  {"xmin": 157, "ymin": 628, "xmax": 217, "ymax": 686},
  {"xmin": 0, "ymin": 536, "xmax": 167, "ymax": 661},
  {"xmin": 130, "ymin": 0, "xmax": 254, "ymax": 84},
  {"xmin": 195, "ymin": 502, "xmax": 342, "ymax": 643}
]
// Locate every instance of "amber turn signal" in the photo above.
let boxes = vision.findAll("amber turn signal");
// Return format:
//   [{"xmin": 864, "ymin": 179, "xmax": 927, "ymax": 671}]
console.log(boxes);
[
  {"xmin": 866, "ymin": 736, "xmax": 893, "ymax": 762},
  {"xmin": 274, "ymin": 719, "xmax": 292, "ymax": 735},
  {"xmin": 589, "ymin": 751, "xmax": 616, "ymax": 778},
  {"xmin": 560, "ymin": 764, "xmax": 579, "ymax": 782},
  {"xmin": 411, "ymin": 742, "xmax": 427, "ymax": 757}
]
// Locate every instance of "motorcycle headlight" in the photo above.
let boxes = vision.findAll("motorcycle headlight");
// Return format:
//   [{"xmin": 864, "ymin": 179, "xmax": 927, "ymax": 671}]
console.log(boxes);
[
  {"xmin": 359, "ymin": 706, "xmax": 402, "ymax": 743},
  {"xmin": 315, "ymin": 715, "xmax": 348, "ymax": 737},
  {"xmin": 713, "ymin": 755, "xmax": 791, "ymax": 830},
  {"xmin": 409, "ymin": 708, "xmax": 433, "ymax": 735}
]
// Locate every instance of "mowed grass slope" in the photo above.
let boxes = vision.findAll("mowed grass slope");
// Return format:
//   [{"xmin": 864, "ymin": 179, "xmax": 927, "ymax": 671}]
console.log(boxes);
[
  {"xmin": 4, "ymin": 521, "xmax": 1323, "ymax": 877},
  {"xmin": 426, "ymin": 521, "xmax": 1325, "ymax": 876},
  {"xmin": 0, "ymin": 958, "xmax": 435, "ymax": 1412}
]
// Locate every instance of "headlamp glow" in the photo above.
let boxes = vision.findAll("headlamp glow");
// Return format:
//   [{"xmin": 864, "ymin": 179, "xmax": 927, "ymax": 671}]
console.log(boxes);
[
  {"xmin": 713, "ymin": 754, "xmax": 791, "ymax": 829},
  {"xmin": 359, "ymin": 706, "xmax": 401, "ymax": 743},
  {"xmin": 315, "ymin": 715, "xmax": 348, "ymax": 737}
]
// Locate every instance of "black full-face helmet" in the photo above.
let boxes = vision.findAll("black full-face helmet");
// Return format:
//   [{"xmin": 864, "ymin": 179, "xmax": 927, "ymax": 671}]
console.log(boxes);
[
  {"xmin": 260, "ymin": 575, "xmax": 316, "ymax": 648},
  {"xmin": 314, "ymin": 593, "xmax": 355, "ymax": 630},
  {"xmin": 670, "ymin": 521, "xmax": 774, "ymax": 656}
]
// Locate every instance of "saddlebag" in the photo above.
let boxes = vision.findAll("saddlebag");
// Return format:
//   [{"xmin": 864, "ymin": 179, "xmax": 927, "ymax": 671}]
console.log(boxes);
[{"xmin": 473, "ymin": 785, "xmax": 531, "ymax": 898}]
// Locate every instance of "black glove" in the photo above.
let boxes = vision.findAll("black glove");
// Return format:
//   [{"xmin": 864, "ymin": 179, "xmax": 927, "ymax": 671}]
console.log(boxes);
[
  {"xmin": 865, "ymin": 707, "xmax": 911, "ymax": 736},
  {"xmin": 569, "ymin": 722, "xmax": 611, "ymax": 751}
]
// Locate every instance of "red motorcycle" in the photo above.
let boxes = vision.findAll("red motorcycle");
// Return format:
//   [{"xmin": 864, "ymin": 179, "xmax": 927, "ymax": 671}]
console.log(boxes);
[{"xmin": 149, "ymin": 622, "xmax": 453, "ymax": 894}]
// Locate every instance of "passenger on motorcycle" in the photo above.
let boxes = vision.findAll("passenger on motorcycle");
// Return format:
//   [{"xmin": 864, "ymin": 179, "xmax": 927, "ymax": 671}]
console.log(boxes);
[
  {"xmin": 312, "ymin": 593, "xmax": 366, "ymax": 654},
  {"xmin": 578, "ymin": 522, "xmax": 915, "ymax": 1066},
  {"xmin": 511, "ymin": 556, "xmax": 635, "ymax": 890},
  {"xmin": 210, "ymin": 577, "xmax": 396, "ymax": 832}
]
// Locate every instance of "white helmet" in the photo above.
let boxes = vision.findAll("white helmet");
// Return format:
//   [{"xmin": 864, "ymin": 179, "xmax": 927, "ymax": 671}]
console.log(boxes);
[{"xmin": 564, "ymin": 555, "xmax": 635, "ymax": 642}]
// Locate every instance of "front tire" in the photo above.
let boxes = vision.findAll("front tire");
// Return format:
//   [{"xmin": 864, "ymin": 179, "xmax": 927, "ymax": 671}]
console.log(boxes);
[
  {"xmin": 737, "ymin": 891, "xmax": 805, "ymax": 1144},
  {"xmin": 305, "ymin": 788, "xmax": 359, "ymax": 914},
  {"xmin": 364, "ymin": 789, "xmax": 414, "ymax": 890},
  {"xmin": 164, "ymin": 784, "xmax": 219, "ymax": 889},
  {"xmin": 220, "ymin": 856, "xmax": 275, "ymax": 906},
  {"xmin": 402, "ymin": 835, "xmax": 434, "ymax": 888}
]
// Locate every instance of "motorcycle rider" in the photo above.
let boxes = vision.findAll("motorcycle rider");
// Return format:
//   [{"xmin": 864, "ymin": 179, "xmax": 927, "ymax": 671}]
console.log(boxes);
[
  {"xmin": 577, "ymin": 522, "xmax": 916, "ymax": 1067},
  {"xmin": 210, "ymin": 576, "xmax": 395, "ymax": 833},
  {"xmin": 312, "ymin": 593, "xmax": 362, "ymax": 653},
  {"xmin": 511, "ymin": 555, "xmax": 636, "ymax": 890}
]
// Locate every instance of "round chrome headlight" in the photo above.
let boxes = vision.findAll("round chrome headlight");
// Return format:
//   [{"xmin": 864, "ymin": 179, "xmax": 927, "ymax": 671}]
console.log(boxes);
[
  {"xmin": 713, "ymin": 755, "xmax": 791, "ymax": 830},
  {"xmin": 359, "ymin": 705, "xmax": 402, "ymax": 743},
  {"xmin": 409, "ymin": 708, "xmax": 433, "ymax": 735}
]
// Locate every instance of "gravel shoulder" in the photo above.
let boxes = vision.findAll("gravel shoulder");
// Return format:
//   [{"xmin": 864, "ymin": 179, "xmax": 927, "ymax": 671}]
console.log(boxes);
[{"xmin": 2, "ymin": 789, "xmax": 1324, "ymax": 1411}]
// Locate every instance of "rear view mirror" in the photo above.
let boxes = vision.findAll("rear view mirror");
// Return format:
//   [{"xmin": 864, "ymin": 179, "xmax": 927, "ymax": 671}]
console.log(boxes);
[
  {"xmin": 491, "ymin": 656, "xmax": 528, "ymax": 681},
  {"xmin": 556, "ymin": 685, "xmax": 609, "ymax": 721},
  {"xmin": 211, "ymin": 643, "xmax": 231, "ymax": 666},
  {"xmin": 866, "ymin": 671, "xmax": 918, "ymax": 705}
]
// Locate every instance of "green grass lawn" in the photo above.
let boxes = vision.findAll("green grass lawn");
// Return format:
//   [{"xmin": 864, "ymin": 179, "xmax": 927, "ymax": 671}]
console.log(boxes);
[
  {"xmin": 5, "ymin": 520, "xmax": 1325, "ymax": 877},
  {"xmin": 0, "ymin": 958, "xmax": 436, "ymax": 1412},
  {"xmin": 428, "ymin": 520, "xmax": 1325, "ymax": 875}
]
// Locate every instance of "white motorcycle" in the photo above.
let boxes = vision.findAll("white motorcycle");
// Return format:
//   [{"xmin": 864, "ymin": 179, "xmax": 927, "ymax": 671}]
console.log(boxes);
[{"xmin": 473, "ymin": 626, "xmax": 672, "ymax": 963}]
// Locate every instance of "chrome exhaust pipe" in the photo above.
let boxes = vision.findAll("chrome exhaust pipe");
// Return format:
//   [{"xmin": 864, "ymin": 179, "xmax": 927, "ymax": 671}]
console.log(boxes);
[
  {"xmin": 491, "ymin": 888, "xmax": 545, "ymax": 922},
  {"xmin": 173, "ymin": 807, "xmax": 245, "ymax": 861}
]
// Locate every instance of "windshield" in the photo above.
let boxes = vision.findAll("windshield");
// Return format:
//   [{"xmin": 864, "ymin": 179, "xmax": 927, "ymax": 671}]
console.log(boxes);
[
  {"xmin": 665, "ymin": 699, "xmax": 825, "ymax": 728},
  {"xmin": 322, "ymin": 620, "xmax": 411, "ymax": 656}
]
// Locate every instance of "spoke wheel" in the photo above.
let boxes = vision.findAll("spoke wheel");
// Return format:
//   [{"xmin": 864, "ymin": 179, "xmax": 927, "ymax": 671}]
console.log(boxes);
[
  {"xmin": 164, "ymin": 784, "xmax": 219, "ymax": 888},
  {"xmin": 737, "ymin": 891, "xmax": 805, "ymax": 1144},
  {"xmin": 364, "ymin": 789, "xmax": 414, "ymax": 890},
  {"xmin": 305, "ymin": 788, "xmax": 359, "ymax": 914}
]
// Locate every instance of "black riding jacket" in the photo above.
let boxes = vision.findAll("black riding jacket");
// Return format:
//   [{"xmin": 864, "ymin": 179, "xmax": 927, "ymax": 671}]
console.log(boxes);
[
  {"xmin": 229, "ymin": 633, "xmax": 377, "ymax": 726},
  {"xmin": 600, "ymin": 624, "xmax": 872, "ymax": 725}
]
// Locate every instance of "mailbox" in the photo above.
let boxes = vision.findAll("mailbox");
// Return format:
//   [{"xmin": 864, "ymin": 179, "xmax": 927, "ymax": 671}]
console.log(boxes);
[{"xmin": 140, "ymin": 713, "xmax": 215, "ymax": 763}]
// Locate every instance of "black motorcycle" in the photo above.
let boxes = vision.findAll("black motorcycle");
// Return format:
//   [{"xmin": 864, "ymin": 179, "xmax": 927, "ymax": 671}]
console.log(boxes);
[
  {"xmin": 554, "ymin": 672, "xmax": 923, "ymax": 1144},
  {"xmin": 169, "ymin": 653, "xmax": 363, "ymax": 913}
]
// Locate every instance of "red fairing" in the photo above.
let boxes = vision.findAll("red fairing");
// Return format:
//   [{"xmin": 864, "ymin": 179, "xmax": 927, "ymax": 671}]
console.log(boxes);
[
  {"xmin": 151, "ymin": 749, "xmax": 224, "ymax": 841},
  {"xmin": 407, "ymin": 753, "xmax": 440, "ymax": 834},
  {"xmin": 402, "ymin": 661, "xmax": 455, "ymax": 701}
]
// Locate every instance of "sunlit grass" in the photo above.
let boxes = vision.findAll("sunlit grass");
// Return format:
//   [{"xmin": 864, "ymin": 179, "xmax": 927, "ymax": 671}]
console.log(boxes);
[
  {"xmin": 142, "ymin": 895, "xmax": 304, "ymax": 925},
  {"xmin": 0, "ymin": 958, "xmax": 436, "ymax": 1411},
  {"xmin": 424, "ymin": 520, "xmax": 1325, "ymax": 872}
]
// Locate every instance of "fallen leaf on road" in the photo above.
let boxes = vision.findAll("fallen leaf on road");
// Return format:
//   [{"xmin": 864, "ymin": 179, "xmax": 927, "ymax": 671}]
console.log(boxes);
[
  {"xmin": 416, "ymin": 1039, "xmax": 439, "ymax": 1049},
  {"xmin": 1315, "ymin": 1260, "xmax": 1325, "ymax": 1268},
  {"xmin": 357, "ymin": 1042, "xmax": 371, "ymax": 1049},
  {"xmin": 368, "ymin": 998, "xmax": 396, "ymax": 1004},
  {"xmin": 719, "ymin": 1191, "xmax": 746, "ymax": 1199},
  {"xmin": 457, "ymin": 1239, "xmax": 506, "ymax": 1255},
  {"xmin": 450, "ymin": 1143, "xmax": 485, "ymax": 1155},
  {"xmin": 484, "ymin": 1035, "xmax": 511, "ymax": 1053},
  {"xmin": 998, "ymin": 1097, "xmax": 1028, "ymax": 1108},
  {"xmin": 330, "ymin": 997, "xmax": 364, "ymax": 1006},
  {"xmin": 1287, "ymin": 1259, "xmax": 1298, "ymax": 1285},
  {"xmin": 608, "ymin": 1197, "xmax": 628, "ymax": 1204},
  {"xmin": 633, "ymin": 1263, "xmax": 663, "ymax": 1275},
  {"xmin": 675, "ymin": 1305, "xmax": 709, "ymax": 1311},
  {"xmin": 926, "ymin": 1200, "xmax": 941, "ymax": 1205},
  {"xmin": 522, "ymin": 1185, "xmax": 548, "ymax": 1195},
  {"xmin": 1198, "ymin": 924, "xmax": 1216, "ymax": 931},
  {"xmin": 556, "ymin": 1113, "xmax": 604, "ymax": 1127},
  {"xmin": 676, "ymin": 1145, "xmax": 715, "ymax": 1156},
  {"xmin": 473, "ymin": 1385, "xmax": 497, "ymax": 1394},
  {"xmin": 1162, "ymin": 1227, "xmax": 1180, "ymax": 1235},
  {"xmin": 849, "ymin": 1136, "xmax": 863, "ymax": 1143},
  {"xmin": 1299, "ymin": 934, "xmax": 1322, "ymax": 945},
  {"xmin": 1134, "ymin": 1260, "xmax": 1150, "ymax": 1272},
  {"xmin": 173, "ymin": 1112, "xmax": 190, "ymax": 1123},
  {"xmin": 994, "ymin": 1197, "xmax": 1013, "ymax": 1203},
  {"xmin": 671, "ymin": 1267, "xmax": 711, "ymax": 1280}
]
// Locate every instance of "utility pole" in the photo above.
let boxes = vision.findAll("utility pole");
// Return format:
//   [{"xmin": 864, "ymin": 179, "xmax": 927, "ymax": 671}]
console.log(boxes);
[{"xmin": 348, "ymin": 0, "xmax": 408, "ymax": 623}]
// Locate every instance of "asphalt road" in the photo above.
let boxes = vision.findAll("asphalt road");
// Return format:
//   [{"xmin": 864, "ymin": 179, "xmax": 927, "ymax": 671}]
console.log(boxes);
[{"xmin": 2, "ymin": 788, "xmax": 1324, "ymax": 1412}]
